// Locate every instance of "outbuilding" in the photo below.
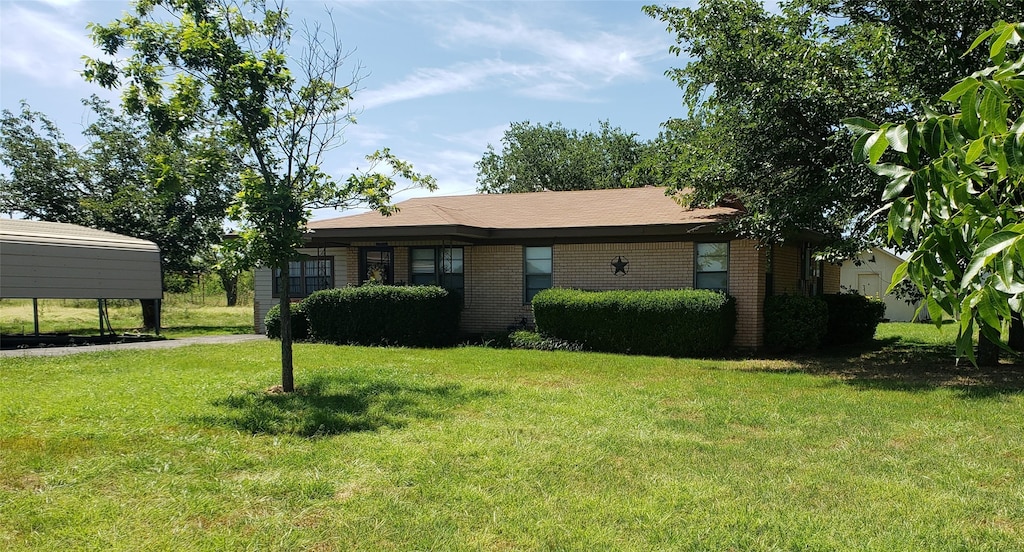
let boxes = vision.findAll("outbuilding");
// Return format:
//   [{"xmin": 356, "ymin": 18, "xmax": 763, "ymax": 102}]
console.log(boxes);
[{"xmin": 0, "ymin": 219, "xmax": 163, "ymax": 335}]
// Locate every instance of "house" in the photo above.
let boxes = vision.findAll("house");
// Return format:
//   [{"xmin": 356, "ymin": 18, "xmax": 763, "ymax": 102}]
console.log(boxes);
[
  {"xmin": 253, "ymin": 187, "xmax": 840, "ymax": 349},
  {"xmin": 840, "ymin": 247, "xmax": 926, "ymax": 322}
]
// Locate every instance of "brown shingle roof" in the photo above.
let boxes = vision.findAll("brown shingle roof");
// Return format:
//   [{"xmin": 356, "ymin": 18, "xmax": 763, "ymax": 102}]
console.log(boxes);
[{"xmin": 307, "ymin": 187, "xmax": 739, "ymax": 241}]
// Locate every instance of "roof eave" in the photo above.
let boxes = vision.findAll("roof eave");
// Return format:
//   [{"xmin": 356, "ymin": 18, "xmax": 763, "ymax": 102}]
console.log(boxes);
[{"xmin": 306, "ymin": 221, "xmax": 731, "ymax": 245}]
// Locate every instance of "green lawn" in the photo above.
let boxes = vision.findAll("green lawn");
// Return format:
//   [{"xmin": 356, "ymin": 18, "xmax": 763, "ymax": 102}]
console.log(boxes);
[{"xmin": 2, "ymin": 332, "xmax": 1022, "ymax": 550}]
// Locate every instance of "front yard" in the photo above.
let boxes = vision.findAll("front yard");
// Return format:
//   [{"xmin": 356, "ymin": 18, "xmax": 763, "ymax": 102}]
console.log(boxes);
[{"xmin": 1, "ymin": 329, "xmax": 1022, "ymax": 550}]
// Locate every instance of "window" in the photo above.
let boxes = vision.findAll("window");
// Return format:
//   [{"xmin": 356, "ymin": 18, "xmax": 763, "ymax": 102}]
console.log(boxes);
[
  {"xmin": 524, "ymin": 246, "xmax": 552, "ymax": 303},
  {"xmin": 360, "ymin": 247, "xmax": 394, "ymax": 285},
  {"xmin": 695, "ymin": 242, "xmax": 729, "ymax": 292},
  {"xmin": 272, "ymin": 257, "xmax": 333, "ymax": 297},
  {"xmin": 410, "ymin": 246, "xmax": 464, "ymax": 295}
]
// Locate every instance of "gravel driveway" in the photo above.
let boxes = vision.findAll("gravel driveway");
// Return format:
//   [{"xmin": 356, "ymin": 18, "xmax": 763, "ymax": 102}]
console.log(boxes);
[{"xmin": 0, "ymin": 334, "xmax": 265, "ymax": 358}]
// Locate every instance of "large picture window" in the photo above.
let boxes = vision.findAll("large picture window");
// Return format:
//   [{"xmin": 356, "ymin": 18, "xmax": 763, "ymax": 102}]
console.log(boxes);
[
  {"xmin": 273, "ymin": 257, "xmax": 333, "ymax": 297},
  {"xmin": 695, "ymin": 242, "xmax": 729, "ymax": 292},
  {"xmin": 410, "ymin": 246, "xmax": 464, "ymax": 295},
  {"xmin": 524, "ymin": 246, "xmax": 552, "ymax": 303}
]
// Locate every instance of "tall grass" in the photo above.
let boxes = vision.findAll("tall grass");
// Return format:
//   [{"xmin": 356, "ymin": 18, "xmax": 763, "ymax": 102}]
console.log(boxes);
[{"xmin": 1, "ymin": 337, "xmax": 1021, "ymax": 550}]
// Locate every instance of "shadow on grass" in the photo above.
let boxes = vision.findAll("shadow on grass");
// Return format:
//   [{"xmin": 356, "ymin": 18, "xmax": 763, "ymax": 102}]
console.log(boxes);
[
  {"xmin": 160, "ymin": 325, "xmax": 255, "ymax": 336},
  {"xmin": 759, "ymin": 337, "xmax": 1024, "ymax": 397},
  {"xmin": 193, "ymin": 372, "xmax": 495, "ymax": 437}
]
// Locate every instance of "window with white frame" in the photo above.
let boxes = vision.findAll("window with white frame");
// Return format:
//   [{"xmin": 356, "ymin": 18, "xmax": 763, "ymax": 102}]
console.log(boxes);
[
  {"xmin": 695, "ymin": 242, "xmax": 729, "ymax": 292},
  {"xmin": 524, "ymin": 246, "xmax": 552, "ymax": 303}
]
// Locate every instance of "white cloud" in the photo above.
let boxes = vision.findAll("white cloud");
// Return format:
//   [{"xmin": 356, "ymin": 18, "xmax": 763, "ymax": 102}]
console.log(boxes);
[
  {"xmin": 445, "ymin": 16, "xmax": 659, "ymax": 83},
  {"xmin": 359, "ymin": 58, "xmax": 537, "ymax": 110},
  {"xmin": 357, "ymin": 5, "xmax": 668, "ymax": 110},
  {"xmin": 0, "ymin": 4, "xmax": 98, "ymax": 87}
]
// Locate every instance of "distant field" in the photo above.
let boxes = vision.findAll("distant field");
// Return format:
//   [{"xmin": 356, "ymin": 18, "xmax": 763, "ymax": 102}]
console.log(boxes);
[{"xmin": 0, "ymin": 290, "xmax": 254, "ymax": 338}]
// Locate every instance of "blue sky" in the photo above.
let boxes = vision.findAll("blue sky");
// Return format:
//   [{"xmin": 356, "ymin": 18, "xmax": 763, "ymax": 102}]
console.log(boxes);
[{"xmin": 1, "ymin": 0, "xmax": 696, "ymax": 219}]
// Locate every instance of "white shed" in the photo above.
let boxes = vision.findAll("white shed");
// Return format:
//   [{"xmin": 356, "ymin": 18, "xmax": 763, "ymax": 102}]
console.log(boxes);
[
  {"xmin": 840, "ymin": 247, "xmax": 927, "ymax": 322},
  {"xmin": 0, "ymin": 219, "xmax": 162, "ymax": 300}
]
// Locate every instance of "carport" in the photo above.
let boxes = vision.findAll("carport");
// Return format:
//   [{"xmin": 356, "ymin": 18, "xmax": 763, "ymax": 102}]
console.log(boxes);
[{"xmin": 0, "ymin": 219, "xmax": 163, "ymax": 340}]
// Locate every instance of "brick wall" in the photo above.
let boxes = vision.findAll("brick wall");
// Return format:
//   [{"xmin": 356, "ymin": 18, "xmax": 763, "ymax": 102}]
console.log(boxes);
[
  {"xmin": 461, "ymin": 245, "xmax": 534, "ymax": 333},
  {"xmin": 728, "ymin": 239, "xmax": 767, "ymax": 350},
  {"xmin": 772, "ymin": 244, "xmax": 804, "ymax": 294},
  {"xmin": 552, "ymin": 242, "xmax": 692, "ymax": 290},
  {"xmin": 823, "ymin": 262, "xmax": 841, "ymax": 293}
]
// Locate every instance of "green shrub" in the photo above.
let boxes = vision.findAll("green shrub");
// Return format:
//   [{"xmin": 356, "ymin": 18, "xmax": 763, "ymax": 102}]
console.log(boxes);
[
  {"xmin": 821, "ymin": 293, "xmax": 886, "ymax": 345},
  {"xmin": 264, "ymin": 302, "xmax": 309, "ymax": 341},
  {"xmin": 532, "ymin": 288, "xmax": 736, "ymax": 357},
  {"xmin": 508, "ymin": 330, "xmax": 584, "ymax": 352},
  {"xmin": 301, "ymin": 285, "xmax": 461, "ymax": 347},
  {"xmin": 763, "ymin": 294, "xmax": 828, "ymax": 353}
]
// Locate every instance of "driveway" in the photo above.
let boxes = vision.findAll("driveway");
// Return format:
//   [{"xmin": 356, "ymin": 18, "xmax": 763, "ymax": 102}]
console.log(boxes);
[{"xmin": 0, "ymin": 334, "xmax": 266, "ymax": 358}]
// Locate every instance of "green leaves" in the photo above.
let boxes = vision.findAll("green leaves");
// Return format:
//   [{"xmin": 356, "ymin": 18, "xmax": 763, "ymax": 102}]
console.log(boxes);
[{"xmin": 852, "ymin": 20, "xmax": 1024, "ymax": 364}]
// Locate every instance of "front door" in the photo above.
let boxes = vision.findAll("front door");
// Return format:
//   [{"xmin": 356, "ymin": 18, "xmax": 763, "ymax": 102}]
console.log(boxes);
[{"xmin": 360, "ymin": 247, "xmax": 394, "ymax": 285}]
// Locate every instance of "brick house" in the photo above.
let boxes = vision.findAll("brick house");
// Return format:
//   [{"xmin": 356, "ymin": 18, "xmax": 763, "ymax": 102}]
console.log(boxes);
[{"xmin": 253, "ymin": 186, "xmax": 839, "ymax": 349}]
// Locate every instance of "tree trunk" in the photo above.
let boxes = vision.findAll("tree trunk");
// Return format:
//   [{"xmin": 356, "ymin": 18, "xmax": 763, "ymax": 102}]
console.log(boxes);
[
  {"xmin": 278, "ymin": 264, "xmax": 294, "ymax": 392},
  {"xmin": 140, "ymin": 298, "xmax": 160, "ymax": 331},
  {"xmin": 1009, "ymin": 313, "xmax": 1024, "ymax": 352},
  {"xmin": 976, "ymin": 333, "xmax": 1000, "ymax": 367},
  {"xmin": 220, "ymin": 272, "xmax": 239, "ymax": 307}
]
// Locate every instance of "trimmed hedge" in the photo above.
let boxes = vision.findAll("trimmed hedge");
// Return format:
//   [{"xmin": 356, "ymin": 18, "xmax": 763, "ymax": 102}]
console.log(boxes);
[
  {"xmin": 822, "ymin": 293, "xmax": 886, "ymax": 345},
  {"xmin": 763, "ymin": 294, "xmax": 828, "ymax": 353},
  {"xmin": 532, "ymin": 288, "xmax": 736, "ymax": 357},
  {"xmin": 301, "ymin": 285, "xmax": 461, "ymax": 347},
  {"xmin": 264, "ymin": 302, "xmax": 309, "ymax": 341}
]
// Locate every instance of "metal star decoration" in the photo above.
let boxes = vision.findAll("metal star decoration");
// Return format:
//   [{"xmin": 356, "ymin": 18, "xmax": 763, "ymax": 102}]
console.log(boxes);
[{"xmin": 611, "ymin": 256, "xmax": 629, "ymax": 276}]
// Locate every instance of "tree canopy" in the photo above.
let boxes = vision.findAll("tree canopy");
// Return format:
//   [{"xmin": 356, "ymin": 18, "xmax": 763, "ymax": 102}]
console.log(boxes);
[
  {"xmin": 643, "ymin": 0, "xmax": 1011, "ymax": 251},
  {"xmin": 475, "ymin": 120, "xmax": 656, "ymax": 193},
  {"xmin": 0, "ymin": 97, "xmax": 237, "ymax": 277},
  {"xmin": 84, "ymin": 0, "xmax": 435, "ymax": 392}
]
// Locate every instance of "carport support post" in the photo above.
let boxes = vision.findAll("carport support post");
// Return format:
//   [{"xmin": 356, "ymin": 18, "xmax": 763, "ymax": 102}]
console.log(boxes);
[
  {"xmin": 98, "ymin": 299, "xmax": 105, "ymax": 336},
  {"xmin": 32, "ymin": 299, "xmax": 39, "ymax": 336},
  {"xmin": 155, "ymin": 299, "xmax": 161, "ymax": 336}
]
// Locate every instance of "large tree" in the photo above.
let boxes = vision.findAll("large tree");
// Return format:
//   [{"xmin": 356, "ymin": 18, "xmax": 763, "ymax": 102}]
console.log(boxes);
[
  {"xmin": 84, "ymin": 0, "xmax": 435, "ymax": 392},
  {"xmin": 643, "ymin": 0, "xmax": 1010, "ymax": 252},
  {"xmin": 476, "ymin": 120, "xmax": 655, "ymax": 193},
  {"xmin": 0, "ymin": 97, "xmax": 238, "ymax": 328}
]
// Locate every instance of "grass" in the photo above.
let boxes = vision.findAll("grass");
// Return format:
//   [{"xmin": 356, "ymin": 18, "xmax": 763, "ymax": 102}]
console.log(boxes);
[
  {"xmin": 2, "ymin": 329, "xmax": 1023, "ymax": 550},
  {"xmin": 0, "ymin": 294, "xmax": 253, "ymax": 338}
]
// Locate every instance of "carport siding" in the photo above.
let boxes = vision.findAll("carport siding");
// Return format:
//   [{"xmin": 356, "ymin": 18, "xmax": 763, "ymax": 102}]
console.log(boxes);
[{"xmin": 0, "ymin": 220, "xmax": 162, "ymax": 300}]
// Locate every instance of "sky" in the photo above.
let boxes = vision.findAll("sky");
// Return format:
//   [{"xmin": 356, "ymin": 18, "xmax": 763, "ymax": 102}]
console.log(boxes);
[{"xmin": 0, "ymin": 0, "xmax": 696, "ymax": 220}]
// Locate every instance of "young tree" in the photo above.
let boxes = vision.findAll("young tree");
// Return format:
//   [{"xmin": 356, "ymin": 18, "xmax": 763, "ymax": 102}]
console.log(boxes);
[
  {"xmin": 84, "ymin": 0, "xmax": 435, "ymax": 392},
  {"xmin": 845, "ymin": 21, "xmax": 1024, "ymax": 364},
  {"xmin": 476, "ymin": 120, "xmax": 655, "ymax": 193}
]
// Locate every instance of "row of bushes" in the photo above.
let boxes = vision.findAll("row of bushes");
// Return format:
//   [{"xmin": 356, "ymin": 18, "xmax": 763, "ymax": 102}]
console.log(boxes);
[
  {"xmin": 266, "ymin": 284, "xmax": 882, "ymax": 356},
  {"xmin": 764, "ymin": 292, "xmax": 885, "ymax": 352},
  {"xmin": 531, "ymin": 288, "xmax": 736, "ymax": 357},
  {"xmin": 266, "ymin": 285, "xmax": 461, "ymax": 347}
]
